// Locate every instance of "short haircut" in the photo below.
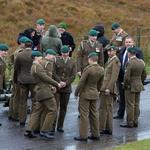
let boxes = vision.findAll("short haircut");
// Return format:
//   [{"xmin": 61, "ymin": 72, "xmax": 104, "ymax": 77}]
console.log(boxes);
[{"xmin": 89, "ymin": 55, "xmax": 98, "ymax": 62}]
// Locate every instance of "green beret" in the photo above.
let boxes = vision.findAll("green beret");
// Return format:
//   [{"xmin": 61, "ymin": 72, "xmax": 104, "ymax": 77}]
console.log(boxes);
[
  {"xmin": 31, "ymin": 51, "xmax": 43, "ymax": 58},
  {"xmin": 58, "ymin": 22, "xmax": 67, "ymax": 29},
  {"xmin": 107, "ymin": 45, "xmax": 118, "ymax": 51},
  {"xmin": 0, "ymin": 43, "xmax": 9, "ymax": 51},
  {"xmin": 19, "ymin": 36, "xmax": 31, "ymax": 43},
  {"xmin": 45, "ymin": 49, "xmax": 57, "ymax": 55},
  {"xmin": 36, "ymin": 18, "xmax": 45, "ymax": 25},
  {"xmin": 127, "ymin": 47, "xmax": 137, "ymax": 54},
  {"xmin": 61, "ymin": 45, "xmax": 70, "ymax": 53},
  {"xmin": 24, "ymin": 38, "xmax": 33, "ymax": 43},
  {"xmin": 111, "ymin": 22, "xmax": 120, "ymax": 30},
  {"xmin": 88, "ymin": 52, "xmax": 98, "ymax": 58},
  {"xmin": 89, "ymin": 29, "xmax": 98, "ymax": 36}
]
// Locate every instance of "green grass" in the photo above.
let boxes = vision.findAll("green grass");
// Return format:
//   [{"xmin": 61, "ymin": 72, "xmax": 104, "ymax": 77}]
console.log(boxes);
[{"xmin": 113, "ymin": 139, "xmax": 150, "ymax": 150}]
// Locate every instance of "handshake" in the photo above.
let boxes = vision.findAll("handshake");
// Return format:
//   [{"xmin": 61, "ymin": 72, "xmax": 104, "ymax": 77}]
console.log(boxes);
[{"xmin": 58, "ymin": 81, "xmax": 67, "ymax": 88}]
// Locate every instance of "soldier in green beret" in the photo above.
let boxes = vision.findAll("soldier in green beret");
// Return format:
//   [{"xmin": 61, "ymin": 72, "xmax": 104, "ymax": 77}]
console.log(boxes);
[
  {"xmin": 120, "ymin": 47, "xmax": 146, "ymax": 128},
  {"xmin": 53, "ymin": 45, "xmax": 76, "ymax": 133},
  {"xmin": 13, "ymin": 39, "xmax": 36, "ymax": 126},
  {"xmin": 24, "ymin": 51, "xmax": 62, "ymax": 139},
  {"xmin": 33, "ymin": 49, "xmax": 58, "ymax": 133},
  {"xmin": 109, "ymin": 22, "xmax": 128, "ymax": 50},
  {"xmin": 8, "ymin": 36, "xmax": 29, "ymax": 121},
  {"xmin": 0, "ymin": 43, "xmax": 9, "ymax": 126},
  {"xmin": 77, "ymin": 29, "xmax": 104, "ymax": 77},
  {"xmin": 36, "ymin": 18, "xmax": 45, "ymax": 37},
  {"xmin": 99, "ymin": 45, "xmax": 120, "ymax": 135},
  {"xmin": 74, "ymin": 52, "xmax": 104, "ymax": 141}
]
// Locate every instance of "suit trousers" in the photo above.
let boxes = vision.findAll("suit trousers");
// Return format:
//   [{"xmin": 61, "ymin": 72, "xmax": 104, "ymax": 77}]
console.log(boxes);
[
  {"xmin": 56, "ymin": 92, "xmax": 70, "ymax": 129},
  {"xmin": 99, "ymin": 93, "xmax": 113, "ymax": 132},
  {"xmin": 8, "ymin": 84, "xmax": 20, "ymax": 119},
  {"xmin": 117, "ymin": 81, "xmax": 125, "ymax": 117},
  {"xmin": 19, "ymin": 84, "xmax": 35, "ymax": 123},
  {"xmin": 125, "ymin": 90, "xmax": 140, "ymax": 126},
  {"xmin": 27, "ymin": 97, "xmax": 57, "ymax": 132},
  {"xmin": 79, "ymin": 98, "xmax": 99, "ymax": 138}
]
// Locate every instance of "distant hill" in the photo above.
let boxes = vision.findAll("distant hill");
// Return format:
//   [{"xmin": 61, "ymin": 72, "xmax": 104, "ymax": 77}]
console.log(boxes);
[{"xmin": 0, "ymin": 0, "xmax": 150, "ymax": 48}]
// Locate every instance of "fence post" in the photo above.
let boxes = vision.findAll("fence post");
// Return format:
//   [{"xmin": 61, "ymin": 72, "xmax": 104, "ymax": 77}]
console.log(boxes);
[{"xmin": 136, "ymin": 27, "xmax": 141, "ymax": 48}]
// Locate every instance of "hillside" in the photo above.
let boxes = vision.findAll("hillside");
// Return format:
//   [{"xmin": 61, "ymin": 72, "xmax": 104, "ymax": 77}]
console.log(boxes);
[{"xmin": 0, "ymin": 0, "xmax": 150, "ymax": 48}]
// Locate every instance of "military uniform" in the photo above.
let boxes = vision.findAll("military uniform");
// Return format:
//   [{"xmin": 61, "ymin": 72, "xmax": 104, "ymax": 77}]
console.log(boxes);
[
  {"xmin": 77, "ymin": 40, "xmax": 104, "ymax": 73},
  {"xmin": 110, "ymin": 30, "xmax": 128, "ymax": 50},
  {"xmin": 14, "ymin": 47, "xmax": 36, "ymax": 125},
  {"xmin": 38, "ymin": 58, "xmax": 56, "ymax": 130},
  {"xmin": 123, "ymin": 56, "xmax": 146, "ymax": 127},
  {"xmin": 53, "ymin": 56, "xmax": 76, "ymax": 131},
  {"xmin": 99, "ymin": 55, "xmax": 120, "ymax": 133},
  {"xmin": 27, "ymin": 61, "xmax": 58, "ymax": 132},
  {"xmin": 0, "ymin": 56, "xmax": 6, "ymax": 93},
  {"xmin": 75, "ymin": 63, "xmax": 104, "ymax": 139},
  {"xmin": 8, "ymin": 47, "xmax": 24, "ymax": 120}
]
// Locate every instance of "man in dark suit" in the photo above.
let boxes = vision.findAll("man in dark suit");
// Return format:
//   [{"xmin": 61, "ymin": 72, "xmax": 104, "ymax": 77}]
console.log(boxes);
[{"xmin": 114, "ymin": 36, "xmax": 144, "ymax": 119}]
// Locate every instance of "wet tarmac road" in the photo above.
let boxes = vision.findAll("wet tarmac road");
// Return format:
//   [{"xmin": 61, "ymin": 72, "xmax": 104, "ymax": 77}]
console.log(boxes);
[{"xmin": 0, "ymin": 83, "xmax": 150, "ymax": 150}]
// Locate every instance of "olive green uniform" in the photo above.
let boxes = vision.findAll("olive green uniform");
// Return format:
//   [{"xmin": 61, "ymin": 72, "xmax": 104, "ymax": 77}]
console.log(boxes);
[
  {"xmin": 27, "ymin": 62, "xmax": 58, "ymax": 132},
  {"xmin": 110, "ymin": 30, "xmax": 128, "ymax": 50},
  {"xmin": 77, "ymin": 39, "xmax": 104, "ymax": 73},
  {"xmin": 53, "ymin": 56, "xmax": 76, "ymax": 130},
  {"xmin": 13, "ymin": 48, "xmax": 36, "ymax": 124},
  {"xmin": 8, "ymin": 47, "xmax": 24, "ymax": 120},
  {"xmin": 0, "ymin": 56, "xmax": 6, "ymax": 93},
  {"xmin": 124, "ymin": 56, "xmax": 146, "ymax": 127},
  {"xmin": 75, "ymin": 64, "xmax": 104, "ymax": 138},
  {"xmin": 39, "ymin": 58, "xmax": 56, "ymax": 130},
  {"xmin": 99, "ymin": 56, "xmax": 120, "ymax": 133}
]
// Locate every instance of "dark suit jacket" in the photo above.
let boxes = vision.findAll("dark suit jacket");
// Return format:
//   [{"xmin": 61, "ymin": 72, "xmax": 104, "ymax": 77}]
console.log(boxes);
[{"xmin": 118, "ymin": 46, "xmax": 144, "ymax": 82}]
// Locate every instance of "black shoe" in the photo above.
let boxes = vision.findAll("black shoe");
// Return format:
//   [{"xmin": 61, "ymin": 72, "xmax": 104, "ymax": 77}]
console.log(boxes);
[
  {"xmin": 24, "ymin": 131, "xmax": 36, "ymax": 138},
  {"xmin": 74, "ymin": 136, "xmax": 87, "ymax": 141},
  {"xmin": 113, "ymin": 115, "xmax": 123, "ymax": 119},
  {"xmin": 88, "ymin": 136, "xmax": 100, "ymax": 140},
  {"xmin": 11, "ymin": 118, "xmax": 19, "ymax": 122},
  {"xmin": 100, "ymin": 130, "xmax": 112, "ymax": 135},
  {"xmin": 33, "ymin": 130, "xmax": 40, "ymax": 134},
  {"xmin": 78, "ymin": 115, "xmax": 80, "ymax": 118},
  {"xmin": 20, "ymin": 122, "xmax": 25, "ymax": 126},
  {"xmin": 133, "ymin": 123, "xmax": 138, "ymax": 127},
  {"xmin": 120, "ymin": 124, "xmax": 133, "ymax": 128},
  {"xmin": 0, "ymin": 123, "xmax": 2, "ymax": 126},
  {"xmin": 40, "ymin": 131, "xmax": 54, "ymax": 139},
  {"xmin": 57, "ymin": 127, "xmax": 64, "ymax": 133}
]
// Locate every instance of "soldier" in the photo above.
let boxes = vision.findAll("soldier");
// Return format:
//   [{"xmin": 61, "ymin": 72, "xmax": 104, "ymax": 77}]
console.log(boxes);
[
  {"xmin": 8, "ymin": 36, "xmax": 28, "ymax": 121},
  {"xmin": 53, "ymin": 45, "xmax": 76, "ymax": 132},
  {"xmin": 109, "ymin": 22, "xmax": 128, "ymax": 50},
  {"xmin": 57, "ymin": 21, "xmax": 76, "ymax": 57},
  {"xmin": 35, "ymin": 49, "xmax": 58, "ymax": 132},
  {"xmin": 120, "ymin": 47, "xmax": 146, "ymax": 128},
  {"xmin": 77, "ymin": 29, "xmax": 104, "ymax": 77},
  {"xmin": 13, "ymin": 38, "xmax": 36, "ymax": 126},
  {"xmin": 24, "ymin": 51, "xmax": 61, "ymax": 139},
  {"xmin": 74, "ymin": 52, "xmax": 104, "ymax": 141},
  {"xmin": 0, "ymin": 43, "xmax": 9, "ymax": 126},
  {"xmin": 99, "ymin": 46, "xmax": 120, "ymax": 135}
]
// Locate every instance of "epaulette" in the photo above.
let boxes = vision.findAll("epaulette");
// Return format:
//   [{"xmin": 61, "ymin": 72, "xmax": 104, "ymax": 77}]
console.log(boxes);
[
  {"xmin": 80, "ymin": 40, "xmax": 88, "ymax": 50},
  {"xmin": 139, "ymin": 59, "xmax": 145, "ymax": 66}
]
